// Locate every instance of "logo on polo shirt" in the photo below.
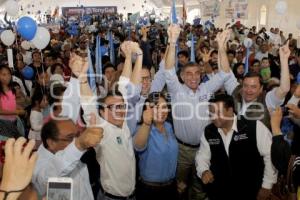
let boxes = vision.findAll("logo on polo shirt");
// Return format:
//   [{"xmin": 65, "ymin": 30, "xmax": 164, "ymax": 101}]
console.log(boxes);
[
  {"xmin": 208, "ymin": 138, "xmax": 220, "ymax": 145},
  {"xmin": 199, "ymin": 93, "xmax": 214, "ymax": 102},
  {"xmin": 116, "ymin": 136, "xmax": 122, "ymax": 144},
  {"xmin": 233, "ymin": 133, "xmax": 248, "ymax": 142}
]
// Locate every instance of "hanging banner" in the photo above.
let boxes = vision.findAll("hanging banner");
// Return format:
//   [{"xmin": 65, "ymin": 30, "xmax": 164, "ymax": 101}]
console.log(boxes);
[
  {"xmin": 225, "ymin": 0, "xmax": 248, "ymax": 19},
  {"xmin": 62, "ymin": 6, "xmax": 117, "ymax": 17},
  {"xmin": 201, "ymin": 0, "xmax": 220, "ymax": 17}
]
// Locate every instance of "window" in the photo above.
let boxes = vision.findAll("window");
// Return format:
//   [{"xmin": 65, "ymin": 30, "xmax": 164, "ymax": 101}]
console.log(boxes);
[
  {"xmin": 187, "ymin": 8, "xmax": 201, "ymax": 24},
  {"xmin": 260, "ymin": 5, "xmax": 267, "ymax": 26}
]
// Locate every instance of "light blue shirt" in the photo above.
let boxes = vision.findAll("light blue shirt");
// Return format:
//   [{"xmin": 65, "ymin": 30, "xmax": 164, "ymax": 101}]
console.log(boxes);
[
  {"xmin": 165, "ymin": 68, "xmax": 237, "ymax": 145},
  {"xmin": 32, "ymin": 141, "xmax": 94, "ymax": 200},
  {"xmin": 134, "ymin": 122, "xmax": 178, "ymax": 182}
]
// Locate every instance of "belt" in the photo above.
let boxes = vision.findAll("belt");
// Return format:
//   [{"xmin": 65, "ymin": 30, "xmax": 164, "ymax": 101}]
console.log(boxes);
[
  {"xmin": 140, "ymin": 178, "xmax": 175, "ymax": 187},
  {"xmin": 100, "ymin": 185, "xmax": 135, "ymax": 200},
  {"xmin": 176, "ymin": 138, "xmax": 200, "ymax": 148}
]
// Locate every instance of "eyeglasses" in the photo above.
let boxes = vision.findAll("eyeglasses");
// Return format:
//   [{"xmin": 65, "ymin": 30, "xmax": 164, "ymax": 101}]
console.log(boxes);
[
  {"xmin": 141, "ymin": 76, "xmax": 151, "ymax": 82},
  {"xmin": 104, "ymin": 104, "xmax": 127, "ymax": 111},
  {"xmin": 55, "ymin": 133, "xmax": 78, "ymax": 143}
]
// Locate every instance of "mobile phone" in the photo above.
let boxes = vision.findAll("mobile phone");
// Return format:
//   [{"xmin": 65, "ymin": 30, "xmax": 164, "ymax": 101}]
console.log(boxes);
[{"xmin": 47, "ymin": 177, "xmax": 73, "ymax": 200}]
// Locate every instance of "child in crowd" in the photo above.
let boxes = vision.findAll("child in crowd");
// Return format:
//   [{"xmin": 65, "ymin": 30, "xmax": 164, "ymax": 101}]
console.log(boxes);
[{"xmin": 28, "ymin": 90, "xmax": 48, "ymax": 149}]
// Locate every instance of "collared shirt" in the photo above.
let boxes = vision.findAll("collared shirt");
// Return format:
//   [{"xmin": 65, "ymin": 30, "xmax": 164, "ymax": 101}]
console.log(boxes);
[
  {"xmin": 127, "ymin": 61, "xmax": 166, "ymax": 134},
  {"xmin": 32, "ymin": 141, "xmax": 94, "ymax": 200},
  {"xmin": 134, "ymin": 122, "xmax": 178, "ymax": 183},
  {"xmin": 81, "ymin": 76, "xmax": 136, "ymax": 197},
  {"xmin": 239, "ymin": 88, "xmax": 285, "ymax": 115},
  {"xmin": 195, "ymin": 116, "xmax": 277, "ymax": 189},
  {"xmin": 164, "ymin": 68, "xmax": 237, "ymax": 145}
]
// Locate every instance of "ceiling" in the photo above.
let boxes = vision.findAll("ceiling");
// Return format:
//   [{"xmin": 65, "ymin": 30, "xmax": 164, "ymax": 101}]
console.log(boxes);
[{"xmin": 150, "ymin": 0, "xmax": 208, "ymax": 8}]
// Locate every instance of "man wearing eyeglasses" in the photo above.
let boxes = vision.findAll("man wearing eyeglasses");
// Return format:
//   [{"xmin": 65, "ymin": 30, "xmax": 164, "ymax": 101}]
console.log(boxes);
[
  {"xmin": 32, "ymin": 114, "xmax": 103, "ymax": 200},
  {"xmin": 126, "ymin": 26, "xmax": 167, "ymax": 134},
  {"xmin": 61, "ymin": 41, "xmax": 143, "ymax": 200}
]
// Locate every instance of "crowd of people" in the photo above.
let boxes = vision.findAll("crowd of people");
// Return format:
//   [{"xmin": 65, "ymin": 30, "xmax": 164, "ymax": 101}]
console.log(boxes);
[{"xmin": 0, "ymin": 11, "xmax": 299, "ymax": 200}]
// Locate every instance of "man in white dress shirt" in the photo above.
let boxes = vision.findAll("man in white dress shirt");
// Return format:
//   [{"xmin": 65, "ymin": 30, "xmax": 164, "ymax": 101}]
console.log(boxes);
[
  {"xmin": 196, "ymin": 94, "xmax": 277, "ymax": 200},
  {"xmin": 61, "ymin": 42, "xmax": 142, "ymax": 200},
  {"xmin": 32, "ymin": 115, "xmax": 103, "ymax": 200}
]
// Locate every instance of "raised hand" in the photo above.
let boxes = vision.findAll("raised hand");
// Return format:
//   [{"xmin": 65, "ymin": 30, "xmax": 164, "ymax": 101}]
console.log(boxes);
[
  {"xmin": 168, "ymin": 24, "xmax": 181, "ymax": 44},
  {"xmin": 279, "ymin": 40, "xmax": 291, "ymax": 62},
  {"xmin": 130, "ymin": 42, "xmax": 143, "ymax": 54},
  {"xmin": 76, "ymin": 113, "xmax": 103, "ymax": 150},
  {"xmin": 1, "ymin": 138, "xmax": 37, "ymax": 192},
  {"xmin": 216, "ymin": 29, "xmax": 232, "ymax": 52},
  {"xmin": 120, "ymin": 41, "xmax": 133, "ymax": 58},
  {"xmin": 200, "ymin": 49, "xmax": 213, "ymax": 63},
  {"xmin": 69, "ymin": 52, "xmax": 87, "ymax": 78},
  {"xmin": 143, "ymin": 104, "xmax": 153, "ymax": 126}
]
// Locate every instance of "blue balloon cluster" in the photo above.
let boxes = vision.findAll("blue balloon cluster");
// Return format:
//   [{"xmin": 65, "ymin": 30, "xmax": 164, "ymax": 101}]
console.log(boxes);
[
  {"xmin": 22, "ymin": 66, "xmax": 34, "ymax": 80},
  {"xmin": 17, "ymin": 17, "xmax": 37, "ymax": 41}
]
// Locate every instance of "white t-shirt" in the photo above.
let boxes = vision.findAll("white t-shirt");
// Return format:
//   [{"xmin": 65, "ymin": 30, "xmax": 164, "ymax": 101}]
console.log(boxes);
[{"xmin": 28, "ymin": 110, "xmax": 43, "ymax": 140}]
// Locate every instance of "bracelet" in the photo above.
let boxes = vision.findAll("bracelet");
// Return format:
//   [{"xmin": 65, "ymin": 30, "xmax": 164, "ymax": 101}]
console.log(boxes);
[
  {"xmin": 143, "ymin": 122, "xmax": 151, "ymax": 127},
  {"xmin": 80, "ymin": 80, "xmax": 88, "ymax": 84},
  {"xmin": 168, "ymin": 42, "xmax": 177, "ymax": 46},
  {"xmin": 136, "ymin": 52, "xmax": 143, "ymax": 57},
  {"xmin": 0, "ymin": 188, "xmax": 26, "ymax": 200}
]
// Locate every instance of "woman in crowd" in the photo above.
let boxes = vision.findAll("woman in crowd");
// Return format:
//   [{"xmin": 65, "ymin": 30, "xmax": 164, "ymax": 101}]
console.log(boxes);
[
  {"xmin": 232, "ymin": 62, "xmax": 245, "ymax": 83},
  {"xmin": 0, "ymin": 65, "xmax": 25, "ymax": 138},
  {"xmin": 134, "ymin": 92, "xmax": 178, "ymax": 200}
]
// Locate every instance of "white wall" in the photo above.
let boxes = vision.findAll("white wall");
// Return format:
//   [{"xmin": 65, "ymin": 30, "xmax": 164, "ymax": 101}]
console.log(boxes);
[
  {"xmin": 1, "ymin": 0, "xmax": 157, "ymax": 18},
  {"xmin": 207, "ymin": 0, "xmax": 300, "ymax": 37},
  {"xmin": 1, "ymin": 0, "xmax": 299, "ymax": 36}
]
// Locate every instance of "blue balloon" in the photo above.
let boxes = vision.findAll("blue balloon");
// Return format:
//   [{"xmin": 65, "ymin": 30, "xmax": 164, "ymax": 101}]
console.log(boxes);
[
  {"xmin": 17, "ymin": 17, "xmax": 37, "ymax": 41},
  {"xmin": 22, "ymin": 66, "xmax": 34, "ymax": 80}
]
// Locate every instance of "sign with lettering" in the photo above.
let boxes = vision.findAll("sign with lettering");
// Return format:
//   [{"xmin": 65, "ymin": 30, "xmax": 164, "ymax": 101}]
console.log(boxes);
[{"xmin": 62, "ymin": 6, "xmax": 117, "ymax": 17}]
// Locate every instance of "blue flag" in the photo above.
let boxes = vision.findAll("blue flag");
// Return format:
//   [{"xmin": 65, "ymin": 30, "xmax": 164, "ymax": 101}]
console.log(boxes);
[
  {"xmin": 244, "ymin": 48, "xmax": 250, "ymax": 75},
  {"xmin": 175, "ymin": 41, "xmax": 179, "ymax": 71},
  {"xmin": 95, "ymin": 35, "xmax": 102, "ymax": 83},
  {"xmin": 171, "ymin": 0, "xmax": 178, "ymax": 24},
  {"xmin": 87, "ymin": 48, "xmax": 96, "ymax": 93},
  {"xmin": 109, "ymin": 31, "xmax": 115, "ymax": 65},
  {"xmin": 190, "ymin": 34, "xmax": 195, "ymax": 62}
]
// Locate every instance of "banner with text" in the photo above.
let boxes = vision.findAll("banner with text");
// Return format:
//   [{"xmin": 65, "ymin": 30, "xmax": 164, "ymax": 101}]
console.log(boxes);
[
  {"xmin": 62, "ymin": 6, "xmax": 117, "ymax": 17},
  {"xmin": 225, "ymin": 0, "xmax": 248, "ymax": 19},
  {"xmin": 201, "ymin": 0, "xmax": 220, "ymax": 17}
]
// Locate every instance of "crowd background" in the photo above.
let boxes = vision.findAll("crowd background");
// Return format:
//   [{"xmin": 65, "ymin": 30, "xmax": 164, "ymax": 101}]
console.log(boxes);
[{"xmin": 0, "ymin": 2, "xmax": 299, "ymax": 200}]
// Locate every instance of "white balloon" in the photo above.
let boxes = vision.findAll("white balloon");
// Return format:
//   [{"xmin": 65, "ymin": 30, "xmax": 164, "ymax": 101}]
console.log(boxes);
[
  {"xmin": 275, "ymin": 1, "xmax": 287, "ymax": 15},
  {"xmin": 5, "ymin": 0, "xmax": 19, "ymax": 17},
  {"xmin": 296, "ymin": 20, "xmax": 300, "ymax": 30},
  {"xmin": 30, "ymin": 42, "xmax": 36, "ymax": 49},
  {"xmin": 30, "ymin": 27, "xmax": 50, "ymax": 50},
  {"xmin": 21, "ymin": 41, "xmax": 31, "ymax": 50},
  {"xmin": 0, "ymin": 30, "xmax": 15, "ymax": 46},
  {"xmin": 243, "ymin": 38, "xmax": 253, "ymax": 48}
]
